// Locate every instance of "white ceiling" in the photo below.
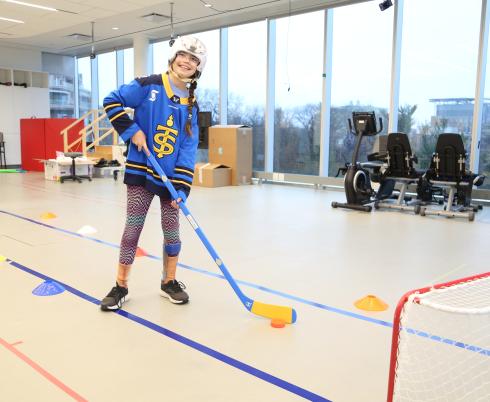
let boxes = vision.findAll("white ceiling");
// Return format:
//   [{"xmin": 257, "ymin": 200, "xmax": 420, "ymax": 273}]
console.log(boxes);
[{"xmin": 0, "ymin": 0, "xmax": 365, "ymax": 56}]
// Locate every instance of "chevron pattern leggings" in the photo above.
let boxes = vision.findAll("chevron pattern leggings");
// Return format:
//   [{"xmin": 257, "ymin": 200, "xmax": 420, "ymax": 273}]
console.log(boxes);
[{"xmin": 119, "ymin": 185, "xmax": 180, "ymax": 265}]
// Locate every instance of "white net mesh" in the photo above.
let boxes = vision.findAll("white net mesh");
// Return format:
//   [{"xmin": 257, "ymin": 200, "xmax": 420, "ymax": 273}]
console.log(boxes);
[{"xmin": 392, "ymin": 276, "xmax": 490, "ymax": 402}]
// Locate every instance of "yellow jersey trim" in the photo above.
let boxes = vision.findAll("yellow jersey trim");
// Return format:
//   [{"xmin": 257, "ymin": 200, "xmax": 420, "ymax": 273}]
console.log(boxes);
[
  {"xmin": 109, "ymin": 111, "xmax": 127, "ymax": 122},
  {"xmin": 162, "ymin": 73, "xmax": 189, "ymax": 105},
  {"xmin": 126, "ymin": 163, "xmax": 146, "ymax": 170},
  {"xmin": 104, "ymin": 103, "xmax": 121, "ymax": 111},
  {"xmin": 170, "ymin": 179, "xmax": 192, "ymax": 188},
  {"xmin": 174, "ymin": 167, "xmax": 194, "ymax": 176}
]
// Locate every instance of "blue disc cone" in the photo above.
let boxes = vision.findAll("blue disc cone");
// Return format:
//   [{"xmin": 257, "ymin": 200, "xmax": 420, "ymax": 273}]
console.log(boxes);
[{"xmin": 32, "ymin": 280, "xmax": 65, "ymax": 296}]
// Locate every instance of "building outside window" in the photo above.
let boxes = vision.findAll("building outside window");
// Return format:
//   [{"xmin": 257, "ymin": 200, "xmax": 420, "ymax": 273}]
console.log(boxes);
[
  {"xmin": 48, "ymin": 74, "xmax": 75, "ymax": 118},
  {"xmin": 398, "ymin": 0, "xmax": 481, "ymax": 169},
  {"xmin": 42, "ymin": 53, "xmax": 76, "ymax": 118}
]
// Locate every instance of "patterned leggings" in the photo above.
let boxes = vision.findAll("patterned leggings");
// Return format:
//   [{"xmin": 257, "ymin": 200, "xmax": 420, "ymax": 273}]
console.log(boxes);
[{"xmin": 119, "ymin": 185, "xmax": 180, "ymax": 265}]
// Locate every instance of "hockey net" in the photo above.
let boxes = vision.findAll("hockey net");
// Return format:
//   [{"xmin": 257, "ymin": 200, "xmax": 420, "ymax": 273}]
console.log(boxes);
[{"xmin": 387, "ymin": 272, "xmax": 490, "ymax": 402}]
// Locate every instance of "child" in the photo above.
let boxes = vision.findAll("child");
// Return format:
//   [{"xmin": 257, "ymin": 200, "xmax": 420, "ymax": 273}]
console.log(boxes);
[{"xmin": 100, "ymin": 36, "xmax": 207, "ymax": 310}]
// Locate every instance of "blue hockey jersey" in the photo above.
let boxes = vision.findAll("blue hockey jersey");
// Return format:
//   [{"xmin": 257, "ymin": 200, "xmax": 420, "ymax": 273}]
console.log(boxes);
[{"xmin": 103, "ymin": 72, "xmax": 199, "ymax": 200}]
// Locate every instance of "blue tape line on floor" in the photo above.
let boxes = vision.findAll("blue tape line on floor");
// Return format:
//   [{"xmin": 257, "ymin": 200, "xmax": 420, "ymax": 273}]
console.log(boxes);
[
  {"xmin": 7, "ymin": 258, "xmax": 331, "ymax": 402},
  {"xmin": 0, "ymin": 209, "xmax": 392, "ymax": 328}
]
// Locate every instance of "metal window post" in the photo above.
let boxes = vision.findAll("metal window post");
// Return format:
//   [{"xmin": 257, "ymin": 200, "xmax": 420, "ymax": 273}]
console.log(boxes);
[
  {"xmin": 90, "ymin": 56, "xmax": 99, "ymax": 110},
  {"xmin": 74, "ymin": 57, "xmax": 80, "ymax": 118},
  {"xmin": 388, "ymin": 0, "xmax": 404, "ymax": 133},
  {"xmin": 471, "ymin": 0, "xmax": 489, "ymax": 172},
  {"xmin": 265, "ymin": 19, "xmax": 276, "ymax": 173},
  {"xmin": 319, "ymin": 9, "xmax": 333, "ymax": 177}
]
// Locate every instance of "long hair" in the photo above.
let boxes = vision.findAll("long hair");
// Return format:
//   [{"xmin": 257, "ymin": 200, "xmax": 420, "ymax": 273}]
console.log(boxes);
[{"xmin": 185, "ymin": 80, "xmax": 198, "ymax": 136}]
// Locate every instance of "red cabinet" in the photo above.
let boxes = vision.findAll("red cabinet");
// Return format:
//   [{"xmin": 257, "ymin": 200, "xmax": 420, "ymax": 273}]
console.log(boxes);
[{"xmin": 20, "ymin": 118, "xmax": 83, "ymax": 171}]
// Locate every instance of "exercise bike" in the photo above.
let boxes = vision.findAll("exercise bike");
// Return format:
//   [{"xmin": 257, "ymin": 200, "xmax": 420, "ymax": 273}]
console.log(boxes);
[{"xmin": 331, "ymin": 111, "xmax": 394, "ymax": 212}]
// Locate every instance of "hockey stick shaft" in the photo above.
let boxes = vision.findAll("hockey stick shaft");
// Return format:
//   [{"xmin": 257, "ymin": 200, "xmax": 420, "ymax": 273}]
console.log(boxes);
[{"xmin": 146, "ymin": 153, "xmax": 296, "ymax": 323}]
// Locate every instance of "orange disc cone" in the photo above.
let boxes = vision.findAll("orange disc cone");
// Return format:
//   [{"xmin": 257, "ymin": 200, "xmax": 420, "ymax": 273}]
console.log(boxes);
[
  {"xmin": 40, "ymin": 212, "xmax": 57, "ymax": 219},
  {"xmin": 354, "ymin": 295, "xmax": 388, "ymax": 312},
  {"xmin": 135, "ymin": 247, "xmax": 148, "ymax": 257}
]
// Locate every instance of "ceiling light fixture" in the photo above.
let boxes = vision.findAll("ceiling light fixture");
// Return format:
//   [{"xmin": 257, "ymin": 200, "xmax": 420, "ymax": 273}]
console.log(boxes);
[
  {"xmin": 140, "ymin": 12, "xmax": 170, "ymax": 24},
  {"xmin": 112, "ymin": 27, "xmax": 119, "ymax": 30},
  {"xmin": 204, "ymin": 3, "xmax": 212, "ymax": 7},
  {"xmin": 4, "ymin": 0, "xmax": 58, "ymax": 12},
  {"xmin": 0, "ymin": 16, "xmax": 24, "ymax": 23}
]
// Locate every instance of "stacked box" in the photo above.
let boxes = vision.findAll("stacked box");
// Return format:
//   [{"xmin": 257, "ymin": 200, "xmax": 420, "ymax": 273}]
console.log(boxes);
[{"xmin": 207, "ymin": 125, "xmax": 252, "ymax": 186}]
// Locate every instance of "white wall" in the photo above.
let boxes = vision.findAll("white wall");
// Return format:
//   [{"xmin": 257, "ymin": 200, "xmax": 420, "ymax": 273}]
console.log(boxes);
[
  {"xmin": 0, "ymin": 85, "xmax": 50, "ymax": 166},
  {"xmin": 0, "ymin": 46, "xmax": 47, "ymax": 166},
  {"xmin": 0, "ymin": 45, "xmax": 42, "ymax": 71}
]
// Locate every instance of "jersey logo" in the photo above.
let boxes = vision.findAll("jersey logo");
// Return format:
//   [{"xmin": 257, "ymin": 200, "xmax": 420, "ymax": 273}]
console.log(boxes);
[
  {"xmin": 170, "ymin": 95, "xmax": 180, "ymax": 103},
  {"xmin": 149, "ymin": 90, "xmax": 159, "ymax": 101},
  {"xmin": 153, "ymin": 115, "xmax": 178, "ymax": 158}
]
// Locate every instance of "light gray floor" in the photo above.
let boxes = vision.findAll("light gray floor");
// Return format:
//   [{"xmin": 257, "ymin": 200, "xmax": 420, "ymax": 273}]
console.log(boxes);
[{"xmin": 1, "ymin": 172, "xmax": 489, "ymax": 402}]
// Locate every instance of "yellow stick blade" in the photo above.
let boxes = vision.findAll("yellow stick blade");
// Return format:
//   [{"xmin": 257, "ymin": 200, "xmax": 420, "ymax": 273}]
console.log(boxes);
[{"xmin": 251, "ymin": 301, "xmax": 297, "ymax": 324}]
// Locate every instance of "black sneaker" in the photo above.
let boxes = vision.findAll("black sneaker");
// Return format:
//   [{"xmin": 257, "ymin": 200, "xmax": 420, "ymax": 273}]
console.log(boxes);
[
  {"xmin": 160, "ymin": 280, "xmax": 189, "ymax": 304},
  {"xmin": 94, "ymin": 158, "xmax": 108, "ymax": 168},
  {"xmin": 100, "ymin": 283, "xmax": 129, "ymax": 311}
]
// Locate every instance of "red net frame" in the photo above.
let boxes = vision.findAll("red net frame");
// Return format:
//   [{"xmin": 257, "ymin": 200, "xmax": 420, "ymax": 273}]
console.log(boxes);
[{"xmin": 386, "ymin": 271, "xmax": 490, "ymax": 402}]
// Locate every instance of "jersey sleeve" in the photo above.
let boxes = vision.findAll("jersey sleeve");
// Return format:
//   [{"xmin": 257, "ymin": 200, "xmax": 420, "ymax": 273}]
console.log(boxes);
[{"xmin": 102, "ymin": 77, "xmax": 150, "ymax": 142}]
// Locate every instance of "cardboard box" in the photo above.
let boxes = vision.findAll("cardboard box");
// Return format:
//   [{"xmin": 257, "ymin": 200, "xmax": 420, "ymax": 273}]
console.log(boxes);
[
  {"xmin": 43, "ymin": 160, "xmax": 70, "ymax": 181},
  {"xmin": 43, "ymin": 159, "xmax": 94, "ymax": 181},
  {"xmin": 193, "ymin": 163, "xmax": 231, "ymax": 187},
  {"xmin": 208, "ymin": 125, "xmax": 252, "ymax": 185}
]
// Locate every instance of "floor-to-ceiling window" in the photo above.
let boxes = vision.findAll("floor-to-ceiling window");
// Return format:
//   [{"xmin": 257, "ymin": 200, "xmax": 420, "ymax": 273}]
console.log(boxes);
[
  {"xmin": 274, "ymin": 11, "xmax": 324, "ymax": 175},
  {"xmin": 96, "ymin": 51, "xmax": 117, "ymax": 145},
  {"xmin": 479, "ymin": 99, "xmax": 490, "ymax": 188},
  {"xmin": 190, "ymin": 30, "xmax": 220, "ymax": 162},
  {"xmin": 228, "ymin": 21, "xmax": 267, "ymax": 171},
  {"xmin": 43, "ymin": 54, "xmax": 76, "ymax": 118},
  {"xmin": 192, "ymin": 30, "xmax": 220, "ymax": 125},
  {"xmin": 398, "ymin": 0, "xmax": 481, "ymax": 169},
  {"xmin": 77, "ymin": 57, "xmax": 92, "ymax": 117},
  {"xmin": 329, "ymin": 2, "xmax": 393, "ymax": 176},
  {"xmin": 97, "ymin": 51, "xmax": 117, "ymax": 107},
  {"xmin": 479, "ymin": 8, "xmax": 490, "ymax": 189},
  {"xmin": 152, "ymin": 40, "xmax": 170, "ymax": 74},
  {"xmin": 123, "ymin": 48, "xmax": 134, "ymax": 84}
]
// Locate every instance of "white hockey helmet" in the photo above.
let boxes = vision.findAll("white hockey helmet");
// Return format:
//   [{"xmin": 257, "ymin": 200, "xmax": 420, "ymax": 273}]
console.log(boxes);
[{"xmin": 168, "ymin": 36, "xmax": 207, "ymax": 79}]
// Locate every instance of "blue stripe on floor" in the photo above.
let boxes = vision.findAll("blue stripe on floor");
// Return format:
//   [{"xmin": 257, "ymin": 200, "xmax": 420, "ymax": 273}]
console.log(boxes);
[
  {"xmin": 6, "ymin": 258, "xmax": 331, "ymax": 402},
  {"xmin": 0, "ymin": 209, "xmax": 393, "ymax": 328}
]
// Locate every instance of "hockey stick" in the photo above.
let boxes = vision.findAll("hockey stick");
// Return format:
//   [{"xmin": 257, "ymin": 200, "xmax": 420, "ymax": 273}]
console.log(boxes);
[{"xmin": 146, "ymin": 153, "xmax": 297, "ymax": 324}]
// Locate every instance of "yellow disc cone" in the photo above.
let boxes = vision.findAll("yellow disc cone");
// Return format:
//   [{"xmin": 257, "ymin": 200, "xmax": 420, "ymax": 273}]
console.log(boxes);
[
  {"xmin": 0, "ymin": 255, "xmax": 6, "ymax": 262},
  {"xmin": 40, "ymin": 212, "xmax": 57, "ymax": 219},
  {"xmin": 354, "ymin": 295, "xmax": 388, "ymax": 311}
]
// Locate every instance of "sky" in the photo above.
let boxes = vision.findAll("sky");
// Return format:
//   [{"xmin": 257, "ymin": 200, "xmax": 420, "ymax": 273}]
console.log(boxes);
[{"xmin": 78, "ymin": 0, "xmax": 486, "ymax": 129}]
